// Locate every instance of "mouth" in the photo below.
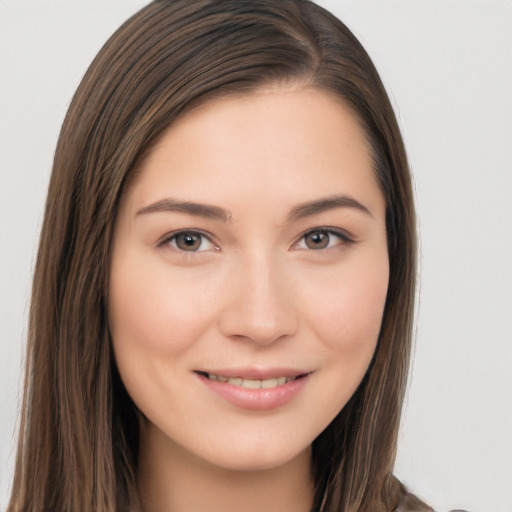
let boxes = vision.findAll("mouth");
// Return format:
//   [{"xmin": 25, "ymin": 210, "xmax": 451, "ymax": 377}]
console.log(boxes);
[
  {"xmin": 195, "ymin": 371, "xmax": 306, "ymax": 389},
  {"xmin": 194, "ymin": 370, "xmax": 311, "ymax": 410}
]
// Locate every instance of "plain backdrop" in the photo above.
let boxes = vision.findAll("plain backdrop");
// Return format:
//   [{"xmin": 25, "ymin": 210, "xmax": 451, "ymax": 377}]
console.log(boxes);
[{"xmin": 1, "ymin": 1, "xmax": 511, "ymax": 511}]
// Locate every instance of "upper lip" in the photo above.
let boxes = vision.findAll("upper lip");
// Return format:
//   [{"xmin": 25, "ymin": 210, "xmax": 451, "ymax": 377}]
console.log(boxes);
[{"xmin": 195, "ymin": 367, "xmax": 311, "ymax": 379}]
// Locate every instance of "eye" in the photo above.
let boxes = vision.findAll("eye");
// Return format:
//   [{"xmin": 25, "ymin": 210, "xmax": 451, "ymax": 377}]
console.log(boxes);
[
  {"xmin": 160, "ymin": 230, "xmax": 217, "ymax": 252},
  {"xmin": 296, "ymin": 228, "xmax": 352, "ymax": 250}
]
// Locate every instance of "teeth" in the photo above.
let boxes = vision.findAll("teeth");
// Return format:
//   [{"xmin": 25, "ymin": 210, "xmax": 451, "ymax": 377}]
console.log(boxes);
[
  {"xmin": 206, "ymin": 373, "xmax": 297, "ymax": 389},
  {"xmin": 241, "ymin": 378, "xmax": 261, "ymax": 389},
  {"xmin": 261, "ymin": 378, "xmax": 277, "ymax": 389}
]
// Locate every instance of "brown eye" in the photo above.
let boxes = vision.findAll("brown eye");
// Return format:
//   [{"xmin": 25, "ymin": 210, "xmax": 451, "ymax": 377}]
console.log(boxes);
[
  {"xmin": 174, "ymin": 232, "xmax": 203, "ymax": 251},
  {"xmin": 161, "ymin": 230, "xmax": 217, "ymax": 254},
  {"xmin": 304, "ymin": 231, "xmax": 330, "ymax": 250}
]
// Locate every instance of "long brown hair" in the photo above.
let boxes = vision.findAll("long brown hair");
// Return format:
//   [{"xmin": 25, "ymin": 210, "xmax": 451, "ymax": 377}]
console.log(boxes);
[{"xmin": 8, "ymin": 1, "xmax": 417, "ymax": 511}]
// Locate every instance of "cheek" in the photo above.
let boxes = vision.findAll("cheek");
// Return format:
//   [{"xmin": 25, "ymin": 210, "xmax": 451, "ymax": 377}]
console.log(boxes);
[
  {"xmin": 305, "ymin": 253, "xmax": 389, "ymax": 357},
  {"xmin": 108, "ymin": 253, "xmax": 219, "ymax": 397},
  {"xmin": 108, "ymin": 252, "xmax": 222, "ymax": 422},
  {"xmin": 303, "ymin": 256, "xmax": 389, "ymax": 420}
]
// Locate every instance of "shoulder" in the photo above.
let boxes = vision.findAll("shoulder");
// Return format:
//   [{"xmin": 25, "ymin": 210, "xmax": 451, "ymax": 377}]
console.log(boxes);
[
  {"xmin": 395, "ymin": 488, "xmax": 434, "ymax": 511},
  {"xmin": 395, "ymin": 485, "xmax": 469, "ymax": 512}
]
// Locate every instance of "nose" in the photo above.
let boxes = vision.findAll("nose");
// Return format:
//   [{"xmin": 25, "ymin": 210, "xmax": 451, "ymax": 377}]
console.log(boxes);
[{"xmin": 218, "ymin": 255, "xmax": 298, "ymax": 346}]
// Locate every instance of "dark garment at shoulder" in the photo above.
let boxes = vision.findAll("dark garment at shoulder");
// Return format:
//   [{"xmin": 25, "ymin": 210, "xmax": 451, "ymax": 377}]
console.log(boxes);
[
  {"xmin": 395, "ymin": 488, "xmax": 434, "ymax": 511},
  {"xmin": 395, "ymin": 485, "xmax": 469, "ymax": 512}
]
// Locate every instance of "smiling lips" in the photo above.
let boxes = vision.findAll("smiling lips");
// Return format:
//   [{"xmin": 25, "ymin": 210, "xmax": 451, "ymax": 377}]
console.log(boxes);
[
  {"xmin": 203, "ymin": 372, "xmax": 300, "ymax": 389},
  {"xmin": 196, "ymin": 370, "xmax": 310, "ymax": 410}
]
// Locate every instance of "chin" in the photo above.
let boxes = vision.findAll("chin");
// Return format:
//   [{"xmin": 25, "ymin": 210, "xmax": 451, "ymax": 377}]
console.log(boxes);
[{"xmin": 204, "ymin": 446, "xmax": 310, "ymax": 473}]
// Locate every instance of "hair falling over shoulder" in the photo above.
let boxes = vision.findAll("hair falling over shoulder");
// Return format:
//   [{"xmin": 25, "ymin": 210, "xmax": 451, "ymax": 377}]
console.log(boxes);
[{"xmin": 8, "ymin": 1, "xmax": 417, "ymax": 511}]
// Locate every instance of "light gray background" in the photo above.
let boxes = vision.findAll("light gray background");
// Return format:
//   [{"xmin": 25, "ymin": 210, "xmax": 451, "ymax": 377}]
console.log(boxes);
[{"xmin": 1, "ymin": 1, "xmax": 511, "ymax": 511}]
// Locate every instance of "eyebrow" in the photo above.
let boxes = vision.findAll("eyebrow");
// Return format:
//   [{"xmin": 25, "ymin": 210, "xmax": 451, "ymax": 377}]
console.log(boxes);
[
  {"xmin": 286, "ymin": 194, "xmax": 373, "ymax": 222},
  {"xmin": 136, "ymin": 198, "xmax": 230, "ymax": 222},
  {"xmin": 136, "ymin": 194, "xmax": 373, "ymax": 223}
]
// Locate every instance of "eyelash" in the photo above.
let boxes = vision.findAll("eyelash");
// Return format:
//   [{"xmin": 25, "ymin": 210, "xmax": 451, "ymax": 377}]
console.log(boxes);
[{"xmin": 157, "ymin": 227, "xmax": 354, "ymax": 254}]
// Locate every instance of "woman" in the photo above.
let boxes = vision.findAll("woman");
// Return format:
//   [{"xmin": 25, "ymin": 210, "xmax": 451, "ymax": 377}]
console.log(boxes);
[{"xmin": 8, "ymin": 0, "xmax": 434, "ymax": 511}]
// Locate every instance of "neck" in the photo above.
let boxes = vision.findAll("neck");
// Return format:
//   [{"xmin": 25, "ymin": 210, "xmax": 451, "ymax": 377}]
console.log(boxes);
[{"xmin": 137, "ymin": 423, "xmax": 315, "ymax": 512}]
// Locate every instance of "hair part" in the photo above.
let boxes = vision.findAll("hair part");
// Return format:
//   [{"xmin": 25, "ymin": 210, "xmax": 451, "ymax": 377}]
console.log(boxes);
[{"xmin": 9, "ymin": 1, "xmax": 416, "ymax": 511}]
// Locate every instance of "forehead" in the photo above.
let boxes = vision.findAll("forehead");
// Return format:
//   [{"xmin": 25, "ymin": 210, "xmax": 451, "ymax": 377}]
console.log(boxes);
[{"xmin": 123, "ymin": 87, "xmax": 383, "ymax": 218}]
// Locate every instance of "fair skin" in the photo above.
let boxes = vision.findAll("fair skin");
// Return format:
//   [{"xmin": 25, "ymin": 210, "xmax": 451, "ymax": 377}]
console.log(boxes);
[{"xmin": 109, "ymin": 86, "xmax": 389, "ymax": 512}]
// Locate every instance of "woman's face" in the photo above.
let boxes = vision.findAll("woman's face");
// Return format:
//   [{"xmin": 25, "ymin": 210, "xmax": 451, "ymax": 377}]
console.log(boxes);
[{"xmin": 109, "ymin": 87, "xmax": 389, "ymax": 472}]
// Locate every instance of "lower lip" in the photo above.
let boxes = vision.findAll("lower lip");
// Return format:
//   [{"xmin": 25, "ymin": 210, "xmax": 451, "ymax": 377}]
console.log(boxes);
[{"xmin": 197, "ymin": 374, "xmax": 309, "ymax": 410}]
